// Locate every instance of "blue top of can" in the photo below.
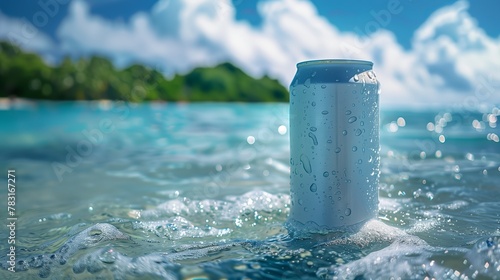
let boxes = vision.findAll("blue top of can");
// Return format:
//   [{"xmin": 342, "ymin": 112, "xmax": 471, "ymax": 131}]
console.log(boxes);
[{"xmin": 292, "ymin": 59, "xmax": 374, "ymax": 84}]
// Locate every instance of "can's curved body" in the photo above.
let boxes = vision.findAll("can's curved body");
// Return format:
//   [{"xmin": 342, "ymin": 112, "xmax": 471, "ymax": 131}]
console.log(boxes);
[{"xmin": 288, "ymin": 59, "xmax": 380, "ymax": 232}]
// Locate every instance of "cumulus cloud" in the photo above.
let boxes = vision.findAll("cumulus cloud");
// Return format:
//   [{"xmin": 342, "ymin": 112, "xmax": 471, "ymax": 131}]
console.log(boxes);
[
  {"xmin": 6, "ymin": 0, "xmax": 500, "ymax": 107},
  {"xmin": 412, "ymin": 1, "xmax": 500, "ymax": 106}
]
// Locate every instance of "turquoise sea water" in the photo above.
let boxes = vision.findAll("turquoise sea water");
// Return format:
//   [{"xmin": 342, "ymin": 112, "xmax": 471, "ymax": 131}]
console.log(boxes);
[{"xmin": 1, "ymin": 101, "xmax": 500, "ymax": 279}]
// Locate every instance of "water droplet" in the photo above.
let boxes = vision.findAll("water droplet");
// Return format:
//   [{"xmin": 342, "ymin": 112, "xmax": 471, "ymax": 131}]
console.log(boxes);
[
  {"xmin": 323, "ymin": 171, "xmax": 329, "ymax": 177},
  {"xmin": 321, "ymin": 84, "xmax": 326, "ymax": 89},
  {"xmin": 344, "ymin": 208, "xmax": 352, "ymax": 216},
  {"xmin": 304, "ymin": 78, "xmax": 311, "ymax": 88},
  {"xmin": 291, "ymin": 89, "xmax": 296, "ymax": 96},
  {"xmin": 312, "ymin": 71, "xmax": 317, "ymax": 77},
  {"xmin": 298, "ymin": 199, "xmax": 303, "ymax": 205},
  {"xmin": 353, "ymin": 74, "xmax": 359, "ymax": 82},
  {"xmin": 310, "ymin": 127, "xmax": 317, "ymax": 132},
  {"xmin": 310, "ymin": 183, "xmax": 317, "ymax": 192},
  {"xmin": 327, "ymin": 139, "xmax": 332, "ymax": 144},
  {"xmin": 322, "ymin": 110, "xmax": 329, "ymax": 115},
  {"xmin": 308, "ymin": 132, "xmax": 318, "ymax": 145},
  {"xmin": 335, "ymin": 147, "xmax": 341, "ymax": 153},
  {"xmin": 332, "ymin": 171, "xmax": 337, "ymax": 176},
  {"xmin": 355, "ymin": 129, "xmax": 362, "ymax": 136},
  {"xmin": 357, "ymin": 159, "xmax": 362, "ymax": 164},
  {"xmin": 342, "ymin": 130, "xmax": 347, "ymax": 135},
  {"xmin": 300, "ymin": 154, "xmax": 312, "ymax": 174},
  {"xmin": 99, "ymin": 248, "xmax": 117, "ymax": 264},
  {"xmin": 367, "ymin": 71, "xmax": 373, "ymax": 79},
  {"xmin": 339, "ymin": 216, "xmax": 344, "ymax": 220},
  {"xmin": 312, "ymin": 101, "xmax": 316, "ymax": 107},
  {"xmin": 360, "ymin": 121, "xmax": 364, "ymax": 126},
  {"xmin": 345, "ymin": 110, "xmax": 352, "ymax": 115},
  {"xmin": 348, "ymin": 116, "xmax": 357, "ymax": 123},
  {"xmin": 352, "ymin": 146, "xmax": 357, "ymax": 152}
]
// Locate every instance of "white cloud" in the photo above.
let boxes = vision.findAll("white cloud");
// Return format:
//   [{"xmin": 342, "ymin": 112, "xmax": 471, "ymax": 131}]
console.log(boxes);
[
  {"xmin": 411, "ymin": 1, "xmax": 500, "ymax": 107},
  {"xmin": 5, "ymin": 0, "xmax": 500, "ymax": 108},
  {"xmin": 0, "ymin": 10, "xmax": 55, "ymax": 54}
]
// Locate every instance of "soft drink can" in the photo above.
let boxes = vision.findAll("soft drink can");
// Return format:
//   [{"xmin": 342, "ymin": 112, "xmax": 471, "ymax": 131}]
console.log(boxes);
[{"xmin": 288, "ymin": 59, "xmax": 380, "ymax": 232}]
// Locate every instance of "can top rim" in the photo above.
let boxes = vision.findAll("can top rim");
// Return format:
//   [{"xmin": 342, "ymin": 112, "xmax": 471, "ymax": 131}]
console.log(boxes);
[{"xmin": 297, "ymin": 59, "xmax": 373, "ymax": 67}]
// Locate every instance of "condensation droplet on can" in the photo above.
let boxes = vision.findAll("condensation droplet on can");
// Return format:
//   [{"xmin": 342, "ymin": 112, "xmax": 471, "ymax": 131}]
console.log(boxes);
[
  {"xmin": 335, "ymin": 147, "xmax": 341, "ymax": 153},
  {"xmin": 348, "ymin": 116, "xmax": 357, "ymax": 123},
  {"xmin": 342, "ymin": 130, "xmax": 347, "ymax": 135},
  {"xmin": 310, "ymin": 183, "xmax": 317, "ymax": 192},
  {"xmin": 345, "ymin": 110, "xmax": 352, "ymax": 115},
  {"xmin": 300, "ymin": 154, "xmax": 312, "ymax": 174},
  {"xmin": 304, "ymin": 78, "xmax": 311, "ymax": 88},
  {"xmin": 323, "ymin": 171, "xmax": 329, "ymax": 177},
  {"xmin": 308, "ymin": 132, "xmax": 318, "ymax": 146},
  {"xmin": 353, "ymin": 74, "xmax": 359, "ymax": 82},
  {"xmin": 344, "ymin": 208, "xmax": 352, "ymax": 216},
  {"xmin": 322, "ymin": 110, "xmax": 329, "ymax": 115},
  {"xmin": 352, "ymin": 146, "xmax": 357, "ymax": 152},
  {"xmin": 321, "ymin": 84, "xmax": 326, "ymax": 89}
]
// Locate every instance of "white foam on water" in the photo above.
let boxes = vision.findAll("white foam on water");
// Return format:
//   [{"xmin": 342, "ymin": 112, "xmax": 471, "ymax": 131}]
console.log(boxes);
[
  {"xmin": 135, "ymin": 190, "xmax": 289, "ymax": 220},
  {"xmin": 325, "ymin": 238, "xmax": 432, "ymax": 279},
  {"xmin": 128, "ymin": 190, "xmax": 290, "ymax": 242},
  {"xmin": 317, "ymin": 219, "xmax": 421, "ymax": 248},
  {"xmin": 133, "ymin": 216, "xmax": 232, "ymax": 240},
  {"xmin": 316, "ymin": 220, "xmax": 434, "ymax": 279}
]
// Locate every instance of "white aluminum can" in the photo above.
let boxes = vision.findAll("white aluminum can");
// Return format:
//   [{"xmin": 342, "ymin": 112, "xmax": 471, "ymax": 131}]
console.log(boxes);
[{"xmin": 288, "ymin": 59, "xmax": 380, "ymax": 232}]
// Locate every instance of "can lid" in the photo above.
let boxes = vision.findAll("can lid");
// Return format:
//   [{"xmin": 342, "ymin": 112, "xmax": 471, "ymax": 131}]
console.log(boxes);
[
  {"xmin": 292, "ymin": 59, "xmax": 374, "ymax": 84},
  {"xmin": 297, "ymin": 59, "xmax": 373, "ymax": 68}
]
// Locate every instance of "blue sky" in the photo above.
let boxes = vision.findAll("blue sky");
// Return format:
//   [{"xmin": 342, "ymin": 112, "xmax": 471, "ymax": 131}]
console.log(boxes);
[{"xmin": 0, "ymin": 0, "xmax": 499, "ymax": 107}]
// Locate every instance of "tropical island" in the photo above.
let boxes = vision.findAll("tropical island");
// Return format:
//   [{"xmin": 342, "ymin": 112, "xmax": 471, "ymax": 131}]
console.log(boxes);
[{"xmin": 0, "ymin": 41, "xmax": 289, "ymax": 102}]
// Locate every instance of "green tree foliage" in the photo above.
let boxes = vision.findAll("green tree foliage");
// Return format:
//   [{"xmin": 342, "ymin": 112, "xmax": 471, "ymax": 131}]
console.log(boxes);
[{"xmin": 0, "ymin": 41, "xmax": 289, "ymax": 102}]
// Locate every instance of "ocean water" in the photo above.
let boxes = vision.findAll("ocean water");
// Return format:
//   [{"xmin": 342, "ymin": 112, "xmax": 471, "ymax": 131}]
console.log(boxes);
[{"xmin": 1, "ymin": 101, "xmax": 499, "ymax": 279}]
